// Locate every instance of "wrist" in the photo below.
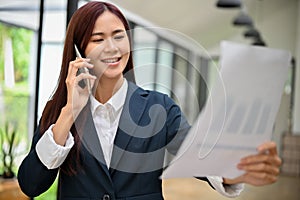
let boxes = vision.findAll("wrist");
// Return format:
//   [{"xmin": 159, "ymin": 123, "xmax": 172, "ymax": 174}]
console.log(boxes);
[
  {"xmin": 223, "ymin": 176, "xmax": 243, "ymax": 185},
  {"xmin": 64, "ymin": 101, "xmax": 85, "ymax": 120},
  {"xmin": 61, "ymin": 106, "xmax": 74, "ymax": 122},
  {"xmin": 52, "ymin": 106, "xmax": 74, "ymax": 146}
]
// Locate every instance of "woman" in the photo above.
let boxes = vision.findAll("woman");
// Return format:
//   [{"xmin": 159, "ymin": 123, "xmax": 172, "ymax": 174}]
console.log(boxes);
[{"xmin": 18, "ymin": 2, "xmax": 281, "ymax": 200}]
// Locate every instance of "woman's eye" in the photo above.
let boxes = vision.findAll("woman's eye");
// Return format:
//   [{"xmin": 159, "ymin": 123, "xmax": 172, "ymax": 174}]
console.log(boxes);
[
  {"xmin": 91, "ymin": 38, "xmax": 104, "ymax": 43},
  {"xmin": 114, "ymin": 35, "xmax": 125, "ymax": 40}
]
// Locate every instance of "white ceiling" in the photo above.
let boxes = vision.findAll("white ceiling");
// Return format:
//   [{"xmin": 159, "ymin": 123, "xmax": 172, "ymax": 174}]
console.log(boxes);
[
  {"xmin": 0, "ymin": 0, "xmax": 297, "ymax": 53},
  {"xmin": 0, "ymin": 0, "xmax": 66, "ymax": 30},
  {"xmin": 109, "ymin": 0, "xmax": 260, "ymax": 50}
]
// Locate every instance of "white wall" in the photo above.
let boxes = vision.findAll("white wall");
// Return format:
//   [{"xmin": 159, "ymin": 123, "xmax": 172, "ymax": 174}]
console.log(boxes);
[
  {"xmin": 293, "ymin": 0, "xmax": 300, "ymax": 134},
  {"xmin": 238, "ymin": 0, "xmax": 300, "ymax": 142},
  {"xmin": 247, "ymin": 0, "xmax": 299, "ymax": 136},
  {"xmin": 252, "ymin": 0, "xmax": 298, "ymax": 54}
]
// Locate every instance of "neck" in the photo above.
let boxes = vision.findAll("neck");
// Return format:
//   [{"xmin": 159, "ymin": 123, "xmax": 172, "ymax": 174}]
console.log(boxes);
[{"xmin": 94, "ymin": 76, "xmax": 124, "ymax": 104}]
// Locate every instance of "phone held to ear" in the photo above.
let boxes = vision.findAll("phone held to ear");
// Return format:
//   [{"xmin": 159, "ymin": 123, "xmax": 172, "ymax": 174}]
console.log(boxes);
[{"xmin": 74, "ymin": 44, "xmax": 91, "ymax": 93}]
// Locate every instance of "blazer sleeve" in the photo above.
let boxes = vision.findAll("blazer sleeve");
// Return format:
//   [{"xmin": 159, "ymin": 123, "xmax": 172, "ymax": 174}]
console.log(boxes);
[
  {"xmin": 163, "ymin": 94, "xmax": 191, "ymax": 156},
  {"xmin": 17, "ymin": 125, "xmax": 59, "ymax": 197},
  {"xmin": 162, "ymin": 95, "xmax": 217, "ymax": 188}
]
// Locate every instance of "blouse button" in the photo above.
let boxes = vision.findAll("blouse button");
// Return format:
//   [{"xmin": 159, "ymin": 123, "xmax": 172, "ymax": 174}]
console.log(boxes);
[{"xmin": 102, "ymin": 194, "xmax": 110, "ymax": 200}]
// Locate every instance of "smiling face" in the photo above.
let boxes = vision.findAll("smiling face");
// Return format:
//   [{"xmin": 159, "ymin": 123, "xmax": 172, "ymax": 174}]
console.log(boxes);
[{"xmin": 85, "ymin": 11, "xmax": 130, "ymax": 82}]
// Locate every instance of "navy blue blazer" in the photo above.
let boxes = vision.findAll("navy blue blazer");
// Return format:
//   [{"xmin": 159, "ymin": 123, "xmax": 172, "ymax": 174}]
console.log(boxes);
[{"xmin": 18, "ymin": 82, "xmax": 208, "ymax": 200}]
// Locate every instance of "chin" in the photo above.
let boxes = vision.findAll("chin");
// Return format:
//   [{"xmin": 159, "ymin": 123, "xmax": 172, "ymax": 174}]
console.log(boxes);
[{"xmin": 102, "ymin": 70, "xmax": 124, "ymax": 80}]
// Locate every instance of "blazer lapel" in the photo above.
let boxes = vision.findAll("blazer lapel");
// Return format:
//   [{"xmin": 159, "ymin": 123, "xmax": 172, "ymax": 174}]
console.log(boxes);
[
  {"xmin": 76, "ymin": 104, "xmax": 112, "ymax": 180},
  {"xmin": 110, "ymin": 82, "xmax": 148, "ymax": 173}
]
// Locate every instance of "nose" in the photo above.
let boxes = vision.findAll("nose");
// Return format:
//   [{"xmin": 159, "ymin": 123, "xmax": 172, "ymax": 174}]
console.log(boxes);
[{"xmin": 103, "ymin": 37, "xmax": 118, "ymax": 53}]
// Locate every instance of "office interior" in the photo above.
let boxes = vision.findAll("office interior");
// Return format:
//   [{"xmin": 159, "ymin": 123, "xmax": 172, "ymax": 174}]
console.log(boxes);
[{"xmin": 0, "ymin": 0, "xmax": 299, "ymax": 199}]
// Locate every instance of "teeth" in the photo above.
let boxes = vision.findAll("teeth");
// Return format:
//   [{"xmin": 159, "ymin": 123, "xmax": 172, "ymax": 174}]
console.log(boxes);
[{"xmin": 102, "ymin": 58, "xmax": 119, "ymax": 63}]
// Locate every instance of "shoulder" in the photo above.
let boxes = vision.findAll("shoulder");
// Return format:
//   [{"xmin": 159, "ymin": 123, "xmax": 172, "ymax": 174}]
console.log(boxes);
[{"xmin": 127, "ymin": 81, "xmax": 175, "ymax": 106}]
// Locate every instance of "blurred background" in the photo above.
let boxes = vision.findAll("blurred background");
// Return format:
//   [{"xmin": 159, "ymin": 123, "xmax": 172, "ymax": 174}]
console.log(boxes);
[{"xmin": 0, "ymin": 0, "xmax": 299, "ymax": 199}]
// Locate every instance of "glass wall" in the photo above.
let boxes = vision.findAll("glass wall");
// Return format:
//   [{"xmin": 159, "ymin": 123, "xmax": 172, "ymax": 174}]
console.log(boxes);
[
  {"xmin": 38, "ymin": 0, "xmax": 67, "ymax": 122},
  {"xmin": 132, "ymin": 26, "xmax": 158, "ymax": 90},
  {"xmin": 128, "ymin": 26, "xmax": 210, "ymax": 123},
  {"xmin": 36, "ymin": 1, "xmax": 67, "ymax": 199},
  {"xmin": 156, "ymin": 41, "xmax": 174, "ymax": 96},
  {"xmin": 0, "ymin": 22, "xmax": 34, "ymax": 178},
  {"xmin": 0, "ymin": 0, "xmax": 66, "ymax": 198}
]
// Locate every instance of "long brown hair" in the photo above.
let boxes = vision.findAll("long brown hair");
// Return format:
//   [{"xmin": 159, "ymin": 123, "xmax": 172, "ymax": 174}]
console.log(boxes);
[{"xmin": 40, "ymin": 1, "xmax": 134, "ymax": 175}]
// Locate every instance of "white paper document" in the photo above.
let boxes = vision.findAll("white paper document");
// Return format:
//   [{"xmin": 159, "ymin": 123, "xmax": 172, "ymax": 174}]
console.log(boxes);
[{"xmin": 162, "ymin": 41, "xmax": 291, "ymax": 179}]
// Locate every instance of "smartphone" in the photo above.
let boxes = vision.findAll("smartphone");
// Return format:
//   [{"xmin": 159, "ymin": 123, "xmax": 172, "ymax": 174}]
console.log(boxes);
[{"xmin": 74, "ymin": 44, "xmax": 91, "ymax": 92}]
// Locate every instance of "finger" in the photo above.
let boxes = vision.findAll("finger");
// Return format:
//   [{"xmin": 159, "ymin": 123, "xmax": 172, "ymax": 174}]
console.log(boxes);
[
  {"xmin": 76, "ymin": 57, "xmax": 91, "ymax": 63},
  {"xmin": 257, "ymin": 141, "xmax": 277, "ymax": 155},
  {"xmin": 68, "ymin": 58, "xmax": 93, "ymax": 77},
  {"xmin": 240, "ymin": 153, "xmax": 282, "ymax": 166},
  {"xmin": 77, "ymin": 63, "xmax": 94, "ymax": 78},
  {"xmin": 75, "ymin": 73, "xmax": 96, "ymax": 88},
  {"xmin": 76, "ymin": 57, "xmax": 92, "ymax": 67},
  {"xmin": 79, "ymin": 58, "xmax": 93, "ymax": 69},
  {"xmin": 238, "ymin": 162, "xmax": 280, "ymax": 175},
  {"xmin": 68, "ymin": 60, "xmax": 76, "ymax": 77},
  {"xmin": 243, "ymin": 171, "xmax": 278, "ymax": 186},
  {"xmin": 240, "ymin": 141, "xmax": 279, "ymax": 163},
  {"xmin": 68, "ymin": 59, "xmax": 83, "ymax": 78},
  {"xmin": 240, "ymin": 154, "xmax": 269, "ymax": 164}
]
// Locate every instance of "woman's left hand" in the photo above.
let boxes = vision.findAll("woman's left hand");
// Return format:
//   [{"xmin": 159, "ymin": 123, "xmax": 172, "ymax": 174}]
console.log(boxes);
[{"xmin": 224, "ymin": 141, "xmax": 282, "ymax": 186}]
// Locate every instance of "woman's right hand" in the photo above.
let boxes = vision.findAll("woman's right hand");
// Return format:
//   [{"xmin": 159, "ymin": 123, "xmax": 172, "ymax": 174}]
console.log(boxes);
[
  {"xmin": 65, "ymin": 57, "xmax": 96, "ymax": 120},
  {"xmin": 52, "ymin": 58, "xmax": 96, "ymax": 146}
]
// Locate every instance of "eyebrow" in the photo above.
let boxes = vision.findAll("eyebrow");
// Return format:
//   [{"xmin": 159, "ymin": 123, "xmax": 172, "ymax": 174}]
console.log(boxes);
[{"xmin": 91, "ymin": 29, "xmax": 125, "ymax": 36}]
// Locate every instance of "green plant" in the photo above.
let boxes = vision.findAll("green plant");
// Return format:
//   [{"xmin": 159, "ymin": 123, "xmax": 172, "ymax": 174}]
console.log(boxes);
[
  {"xmin": 0, "ymin": 121, "xmax": 20, "ymax": 178},
  {"xmin": 0, "ymin": 22, "xmax": 33, "ymax": 82}
]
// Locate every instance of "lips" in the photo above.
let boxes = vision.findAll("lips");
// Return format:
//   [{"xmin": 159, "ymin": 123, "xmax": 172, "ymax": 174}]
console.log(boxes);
[{"xmin": 101, "ymin": 57, "xmax": 121, "ymax": 64}]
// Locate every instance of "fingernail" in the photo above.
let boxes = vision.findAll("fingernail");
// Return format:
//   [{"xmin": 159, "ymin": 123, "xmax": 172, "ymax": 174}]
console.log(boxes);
[{"xmin": 237, "ymin": 164, "xmax": 243, "ymax": 169}]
